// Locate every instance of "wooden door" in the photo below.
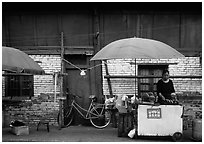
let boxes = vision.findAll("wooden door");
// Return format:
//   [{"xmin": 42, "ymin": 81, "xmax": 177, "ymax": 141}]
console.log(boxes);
[
  {"xmin": 64, "ymin": 55, "xmax": 91, "ymax": 125},
  {"xmin": 66, "ymin": 69, "xmax": 90, "ymax": 109}
]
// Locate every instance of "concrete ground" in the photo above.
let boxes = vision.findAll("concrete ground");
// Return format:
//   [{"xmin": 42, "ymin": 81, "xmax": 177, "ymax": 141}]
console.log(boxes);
[{"xmin": 2, "ymin": 124, "xmax": 198, "ymax": 142}]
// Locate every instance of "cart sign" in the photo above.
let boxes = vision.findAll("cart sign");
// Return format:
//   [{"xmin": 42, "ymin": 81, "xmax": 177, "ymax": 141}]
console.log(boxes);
[{"xmin": 147, "ymin": 108, "xmax": 161, "ymax": 119}]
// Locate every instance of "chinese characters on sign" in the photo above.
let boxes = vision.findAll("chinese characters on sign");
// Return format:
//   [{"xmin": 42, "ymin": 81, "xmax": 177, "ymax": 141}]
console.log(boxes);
[{"xmin": 147, "ymin": 108, "xmax": 162, "ymax": 119}]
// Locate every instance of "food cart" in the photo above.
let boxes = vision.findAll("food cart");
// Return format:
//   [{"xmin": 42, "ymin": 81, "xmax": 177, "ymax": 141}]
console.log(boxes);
[
  {"xmin": 90, "ymin": 37, "xmax": 185, "ymax": 141},
  {"xmin": 116, "ymin": 94, "xmax": 184, "ymax": 141},
  {"xmin": 137, "ymin": 104, "xmax": 183, "ymax": 141}
]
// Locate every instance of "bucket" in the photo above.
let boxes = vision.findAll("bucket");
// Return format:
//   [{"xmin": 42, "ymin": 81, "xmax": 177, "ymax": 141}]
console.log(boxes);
[{"xmin": 192, "ymin": 119, "xmax": 202, "ymax": 141}]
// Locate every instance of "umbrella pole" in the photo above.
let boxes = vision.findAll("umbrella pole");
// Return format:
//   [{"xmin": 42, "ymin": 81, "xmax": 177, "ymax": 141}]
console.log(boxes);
[{"xmin": 134, "ymin": 58, "xmax": 138, "ymax": 138}]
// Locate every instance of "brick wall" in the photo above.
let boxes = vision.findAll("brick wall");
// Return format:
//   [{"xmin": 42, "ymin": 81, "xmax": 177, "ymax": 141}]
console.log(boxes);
[
  {"xmin": 102, "ymin": 57, "xmax": 202, "ymax": 95},
  {"xmin": 4, "ymin": 95, "xmax": 59, "ymax": 126},
  {"xmin": 3, "ymin": 55, "xmax": 62, "ymax": 126},
  {"xmin": 102, "ymin": 59, "xmax": 136, "ymax": 95},
  {"xmin": 30, "ymin": 55, "xmax": 61, "ymax": 97}
]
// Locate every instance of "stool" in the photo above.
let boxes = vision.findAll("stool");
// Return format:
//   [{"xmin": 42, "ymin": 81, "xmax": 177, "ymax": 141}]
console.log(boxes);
[{"xmin": 37, "ymin": 121, "xmax": 50, "ymax": 132}]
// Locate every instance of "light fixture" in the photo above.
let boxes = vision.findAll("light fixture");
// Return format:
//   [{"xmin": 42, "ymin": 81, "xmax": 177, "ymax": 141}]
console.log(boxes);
[{"xmin": 80, "ymin": 70, "xmax": 86, "ymax": 76}]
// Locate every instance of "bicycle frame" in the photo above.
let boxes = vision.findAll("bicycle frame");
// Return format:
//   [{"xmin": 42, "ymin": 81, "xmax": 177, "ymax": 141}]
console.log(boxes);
[{"xmin": 69, "ymin": 99, "xmax": 106, "ymax": 120}]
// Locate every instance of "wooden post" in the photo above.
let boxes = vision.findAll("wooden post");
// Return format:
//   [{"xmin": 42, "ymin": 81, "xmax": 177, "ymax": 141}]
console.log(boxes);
[
  {"xmin": 135, "ymin": 15, "xmax": 140, "ymax": 139},
  {"xmin": 104, "ymin": 60, "xmax": 113, "ymax": 96},
  {"xmin": 94, "ymin": 8, "xmax": 103, "ymax": 102},
  {"xmin": 59, "ymin": 32, "xmax": 64, "ymax": 129},
  {"xmin": 104, "ymin": 60, "xmax": 117, "ymax": 128},
  {"xmin": 60, "ymin": 32, "xmax": 64, "ymax": 98},
  {"xmin": 54, "ymin": 73, "xmax": 57, "ymax": 103},
  {"xmin": 58, "ymin": 99, "xmax": 62, "ymax": 130}
]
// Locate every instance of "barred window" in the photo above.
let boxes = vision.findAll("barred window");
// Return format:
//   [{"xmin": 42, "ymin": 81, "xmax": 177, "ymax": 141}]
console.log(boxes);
[{"xmin": 5, "ymin": 74, "xmax": 34, "ymax": 99}]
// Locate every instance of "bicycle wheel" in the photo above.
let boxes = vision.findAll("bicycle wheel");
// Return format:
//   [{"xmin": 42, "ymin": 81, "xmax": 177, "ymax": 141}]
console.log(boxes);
[
  {"xmin": 58, "ymin": 106, "xmax": 74, "ymax": 127},
  {"xmin": 89, "ymin": 106, "xmax": 111, "ymax": 129}
]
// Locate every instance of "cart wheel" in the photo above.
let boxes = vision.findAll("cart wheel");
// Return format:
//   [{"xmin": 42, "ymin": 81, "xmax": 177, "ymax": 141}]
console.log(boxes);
[{"xmin": 172, "ymin": 132, "xmax": 183, "ymax": 142}]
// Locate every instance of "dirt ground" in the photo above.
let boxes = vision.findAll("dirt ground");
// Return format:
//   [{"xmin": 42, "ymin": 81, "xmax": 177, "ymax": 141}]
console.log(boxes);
[{"xmin": 2, "ymin": 124, "xmax": 198, "ymax": 142}]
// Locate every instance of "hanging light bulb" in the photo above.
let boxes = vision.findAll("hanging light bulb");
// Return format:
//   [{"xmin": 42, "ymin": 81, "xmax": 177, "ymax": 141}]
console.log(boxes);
[{"xmin": 80, "ymin": 70, "xmax": 86, "ymax": 76}]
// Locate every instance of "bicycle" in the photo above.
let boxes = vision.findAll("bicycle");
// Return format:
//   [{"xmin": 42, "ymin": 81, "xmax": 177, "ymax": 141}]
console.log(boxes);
[{"xmin": 58, "ymin": 94, "xmax": 111, "ymax": 129}]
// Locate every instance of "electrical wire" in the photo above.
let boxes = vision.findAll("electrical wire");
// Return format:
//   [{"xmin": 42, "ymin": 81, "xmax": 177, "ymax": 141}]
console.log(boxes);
[
  {"xmin": 62, "ymin": 58, "xmax": 82, "ymax": 71},
  {"xmin": 87, "ymin": 61, "xmax": 108, "ymax": 70},
  {"xmin": 62, "ymin": 58, "xmax": 108, "ymax": 73}
]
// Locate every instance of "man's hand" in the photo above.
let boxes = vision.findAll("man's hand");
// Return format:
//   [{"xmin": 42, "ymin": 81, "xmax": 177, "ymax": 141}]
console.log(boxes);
[
  {"xmin": 171, "ymin": 93, "xmax": 178, "ymax": 101},
  {"xmin": 171, "ymin": 93, "xmax": 176, "ymax": 96},
  {"xmin": 161, "ymin": 96, "xmax": 166, "ymax": 101},
  {"xmin": 159, "ymin": 93, "xmax": 165, "ymax": 101}
]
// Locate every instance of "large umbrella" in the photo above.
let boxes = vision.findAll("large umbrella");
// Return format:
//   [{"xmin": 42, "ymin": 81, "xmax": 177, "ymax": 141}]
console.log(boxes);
[
  {"xmin": 2, "ymin": 46, "xmax": 45, "ymax": 75},
  {"xmin": 91, "ymin": 37, "xmax": 184, "ymax": 61},
  {"xmin": 90, "ymin": 37, "xmax": 185, "ymax": 96}
]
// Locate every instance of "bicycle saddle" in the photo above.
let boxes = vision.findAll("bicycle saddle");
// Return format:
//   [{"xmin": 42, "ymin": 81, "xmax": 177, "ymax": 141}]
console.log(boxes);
[{"xmin": 89, "ymin": 95, "xmax": 96, "ymax": 99}]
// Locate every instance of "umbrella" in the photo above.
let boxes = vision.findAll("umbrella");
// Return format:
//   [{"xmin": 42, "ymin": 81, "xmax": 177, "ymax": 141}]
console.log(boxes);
[
  {"xmin": 2, "ymin": 46, "xmax": 45, "ymax": 75},
  {"xmin": 90, "ymin": 37, "xmax": 185, "ymax": 96},
  {"xmin": 91, "ymin": 37, "xmax": 184, "ymax": 61}
]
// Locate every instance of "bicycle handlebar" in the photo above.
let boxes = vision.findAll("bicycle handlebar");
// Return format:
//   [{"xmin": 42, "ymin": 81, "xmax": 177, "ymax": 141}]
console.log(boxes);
[
  {"xmin": 68, "ymin": 93, "xmax": 82, "ymax": 99},
  {"xmin": 75, "ymin": 94, "xmax": 82, "ymax": 99},
  {"xmin": 66, "ymin": 88, "xmax": 82, "ymax": 99}
]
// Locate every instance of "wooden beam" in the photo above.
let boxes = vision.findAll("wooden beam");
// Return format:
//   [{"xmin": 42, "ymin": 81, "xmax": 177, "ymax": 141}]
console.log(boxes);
[
  {"xmin": 14, "ymin": 46, "xmax": 94, "ymax": 55},
  {"xmin": 2, "ymin": 73, "xmax": 33, "ymax": 76},
  {"xmin": 7, "ymin": 45, "xmax": 201, "ymax": 56},
  {"xmin": 134, "ymin": 63, "xmax": 178, "ymax": 65},
  {"xmin": 177, "ymin": 48, "xmax": 201, "ymax": 52},
  {"xmin": 14, "ymin": 45, "xmax": 94, "ymax": 50},
  {"xmin": 104, "ymin": 75, "xmax": 202, "ymax": 79},
  {"xmin": 2, "ymin": 73, "xmax": 52, "ymax": 76}
]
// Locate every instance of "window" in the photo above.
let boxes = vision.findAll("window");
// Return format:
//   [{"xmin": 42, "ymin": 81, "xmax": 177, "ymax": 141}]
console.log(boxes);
[
  {"xmin": 138, "ymin": 65, "xmax": 168, "ymax": 97},
  {"xmin": 5, "ymin": 74, "xmax": 34, "ymax": 99}
]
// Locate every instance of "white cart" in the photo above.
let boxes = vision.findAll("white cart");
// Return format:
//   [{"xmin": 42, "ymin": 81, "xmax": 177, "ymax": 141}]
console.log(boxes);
[{"xmin": 137, "ymin": 104, "xmax": 183, "ymax": 141}]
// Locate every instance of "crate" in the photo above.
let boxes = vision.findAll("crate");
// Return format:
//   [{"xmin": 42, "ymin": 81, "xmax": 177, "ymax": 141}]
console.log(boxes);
[
  {"xmin": 10, "ymin": 126, "xmax": 29, "ymax": 136},
  {"xmin": 117, "ymin": 113, "xmax": 134, "ymax": 137}
]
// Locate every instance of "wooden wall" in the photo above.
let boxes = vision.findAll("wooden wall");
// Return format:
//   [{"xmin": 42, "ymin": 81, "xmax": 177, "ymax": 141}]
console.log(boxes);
[
  {"xmin": 2, "ymin": 2, "xmax": 202, "ymax": 103},
  {"xmin": 2, "ymin": 2, "xmax": 202, "ymax": 56}
]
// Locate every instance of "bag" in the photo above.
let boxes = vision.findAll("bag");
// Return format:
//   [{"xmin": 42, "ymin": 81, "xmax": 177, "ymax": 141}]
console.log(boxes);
[{"xmin": 128, "ymin": 128, "xmax": 136, "ymax": 138}]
